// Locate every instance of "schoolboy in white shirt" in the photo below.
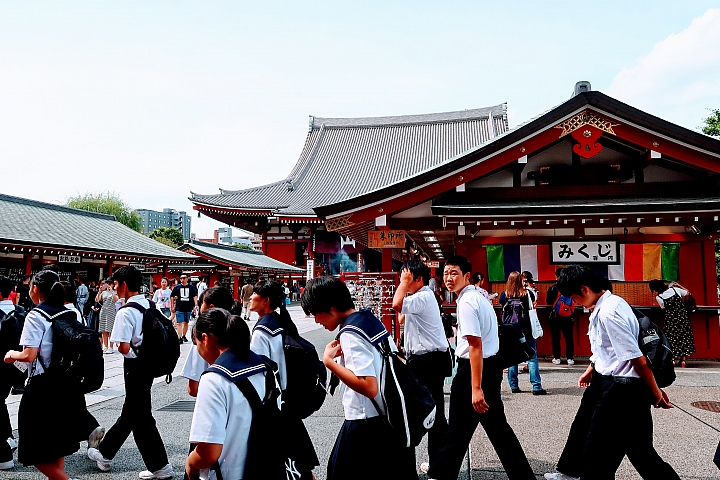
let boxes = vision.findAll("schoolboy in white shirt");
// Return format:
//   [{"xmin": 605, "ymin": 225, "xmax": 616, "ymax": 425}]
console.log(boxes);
[
  {"xmin": 302, "ymin": 276, "xmax": 417, "ymax": 480},
  {"xmin": 87, "ymin": 266, "xmax": 173, "ymax": 480},
  {"xmin": 427, "ymin": 256, "xmax": 535, "ymax": 480},
  {"xmin": 544, "ymin": 265, "xmax": 680, "ymax": 480},
  {"xmin": 392, "ymin": 259, "xmax": 450, "ymax": 465}
]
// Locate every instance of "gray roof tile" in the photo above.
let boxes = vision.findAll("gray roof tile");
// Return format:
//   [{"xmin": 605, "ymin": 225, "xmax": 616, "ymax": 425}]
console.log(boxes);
[
  {"xmin": 0, "ymin": 194, "xmax": 197, "ymax": 260},
  {"xmin": 180, "ymin": 240, "xmax": 303, "ymax": 272},
  {"xmin": 191, "ymin": 104, "xmax": 508, "ymax": 215}
]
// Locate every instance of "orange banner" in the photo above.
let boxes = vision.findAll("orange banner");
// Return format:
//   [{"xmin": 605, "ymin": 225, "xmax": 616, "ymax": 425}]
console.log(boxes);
[
  {"xmin": 368, "ymin": 230, "xmax": 406, "ymax": 249},
  {"xmin": 642, "ymin": 243, "xmax": 662, "ymax": 281}
]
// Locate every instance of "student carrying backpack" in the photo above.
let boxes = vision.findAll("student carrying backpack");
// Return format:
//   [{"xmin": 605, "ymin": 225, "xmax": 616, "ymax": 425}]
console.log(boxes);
[
  {"xmin": 546, "ymin": 267, "xmax": 576, "ymax": 365},
  {"xmin": 119, "ymin": 300, "xmax": 180, "ymax": 383},
  {"xmin": 632, "ymin": 307, "xmax": 676, "ymax": 388}
]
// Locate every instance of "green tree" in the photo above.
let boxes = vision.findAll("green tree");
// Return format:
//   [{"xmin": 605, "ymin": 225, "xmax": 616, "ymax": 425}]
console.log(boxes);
[
  {"xmin": 67, "ymin": 192, "xmax": 142, "ymax": 232},
  {"xmin": 232, "ymin": 243, "xmax": 255, "ymax": 251},
  {"xmin": 703, "ymin": 108, "xmax": 720, "ymax": 136},
  {"xmin": 149, "ymin": 227, "xmax": 185, "ymax": 247}
]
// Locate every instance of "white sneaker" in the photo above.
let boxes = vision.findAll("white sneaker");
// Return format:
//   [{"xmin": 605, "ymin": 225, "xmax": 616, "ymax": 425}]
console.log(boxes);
[
  {"xmin": 0, "ymin": 460, "xmax": 13, "ymax": 470},
  {"xmin": 552, "ymin": 358, "xmax": 562, "ymax": 365},
  {"xmin": 544, "ymin": 472, "xmax": 579, "ymax": 480},
  {"xmin": 139, "ymin": 463, "xmax": 173, "ymax": 479},
  {"xmin": 88, "ymin": 426, "xmax": 105, "ymax": 449},
  {"xmin": 567, "ymin": 359, "xmax": 575, "ymax": 366},
  {"xmin": 419, "ymin": 462, "xmax": 430, "ymax": 473},
  {"xmin": 88, "ymin": 447, "xmax": 112, "ymax": 471},
  {"xmin": 6, "ymin": 437, "xmax": 16, "ymax": 451},
  {"xmin": 106, "ymin": 348, "xmax": 115, "ymax": 354}
]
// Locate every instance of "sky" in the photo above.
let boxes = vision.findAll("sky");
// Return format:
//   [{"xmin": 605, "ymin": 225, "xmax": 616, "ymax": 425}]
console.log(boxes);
[{"xmin": 1, "ymin": 2, "xmax": 719, "ymax": 238}]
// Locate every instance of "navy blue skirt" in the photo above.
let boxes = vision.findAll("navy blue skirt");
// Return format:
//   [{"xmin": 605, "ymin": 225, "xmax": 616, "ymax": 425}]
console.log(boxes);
[{"xmin": 327, "ymin": 417, "xmax": 418, "ymax": 480}]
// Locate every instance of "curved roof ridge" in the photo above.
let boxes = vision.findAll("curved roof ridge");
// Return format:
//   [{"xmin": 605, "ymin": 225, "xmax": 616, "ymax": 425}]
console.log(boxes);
[
  {"xmin": 191, "ymin": 179, "xmax": 289, "ymax": 199},
  {"xmin": 0, "ymin": 193, "xmax": 118, "ymax": 221},
  {"xmin": 310, "ymin": 103, "xmax": 507, "ymax": 129}
]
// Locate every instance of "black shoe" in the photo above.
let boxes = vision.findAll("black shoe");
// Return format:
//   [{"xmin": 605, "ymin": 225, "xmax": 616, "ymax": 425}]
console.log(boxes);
[
  {"xmin": 533, "ymin": 389, "xmax": 548, "ymax": 396},
  {"xmin": 511, "ymin": 388, "xmax": 522, "ymax": 393},
  {"xmin": 182, "ymin": 336, "xmax": 188, "ymax": 343},
  {"xmin": 178, "ymin": 337, "xmax": 184, "ymax": 345},
  {"xmin": 10, "ymin": 386, "xmax": 25, "ymax": 396}
]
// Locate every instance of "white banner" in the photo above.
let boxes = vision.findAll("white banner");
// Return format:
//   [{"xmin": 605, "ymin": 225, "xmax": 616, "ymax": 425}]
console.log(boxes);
[
  {"xmin": 551, "ymin": 240, "xmax": 619, "ymax": 264},
  {"xmin": 58, "ymin": 255, "xmax": 81, "ymax": 264},
  {"xmin": 306, "ymin": 259, "xmax": 315, "ymax": 280}
]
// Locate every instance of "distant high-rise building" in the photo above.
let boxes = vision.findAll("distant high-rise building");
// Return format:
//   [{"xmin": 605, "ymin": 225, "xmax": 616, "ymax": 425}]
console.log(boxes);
[{"xmin": 136, "ymin": 208, "xmax": 191, "ymax": 241}]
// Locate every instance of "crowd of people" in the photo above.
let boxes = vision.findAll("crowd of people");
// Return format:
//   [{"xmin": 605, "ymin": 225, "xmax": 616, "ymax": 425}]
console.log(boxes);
[{"xmin": 0, "ymin": 257, "xmax": 703, "ymax": 479}]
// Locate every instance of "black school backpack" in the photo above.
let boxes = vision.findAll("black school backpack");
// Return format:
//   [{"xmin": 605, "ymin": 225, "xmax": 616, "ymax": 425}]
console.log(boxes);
[
  {"xmin": 282, "ymin": 332, "xmax": 327, "ymax": 419},
  {"xmin": 632, "ymin": 307, "xmax": 676, "ymax": 388},
  {"xmin": 121, "ymin": 301, "xmax": 180, "ymax": 383},
  {"xmin": 35, "ymin": 305, "xmax": 104, "ymax": 393},
  {"xmin": 502, "ymin": 297, "xmax": 526, "ymax": 325},
  {"xmin": 0, "ymin": 306, "xmax": 24, "ymax": 357}
]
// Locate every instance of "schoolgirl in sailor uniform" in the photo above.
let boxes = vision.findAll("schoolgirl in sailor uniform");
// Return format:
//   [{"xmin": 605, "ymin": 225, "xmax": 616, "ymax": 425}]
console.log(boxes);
[
  {"xmin": 301, "ymin": 276, "xmax": 417, "ymax": 480},
  {"xmin": 249, "ymin": 281, "xmax": 319, "ymax": 479},
  {"xmin": 187, "ymin": 308, "xmax": 270, "ymax": 480},
  {"xmin": 4, "ymin": 271, "xmax": 86, "ymax": 480}
]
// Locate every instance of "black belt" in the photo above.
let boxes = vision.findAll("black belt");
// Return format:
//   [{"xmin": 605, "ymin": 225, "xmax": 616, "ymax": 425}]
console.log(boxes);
[{"xmin": 602, "ymin": 375, "xmax": 642, "ymax": 384}]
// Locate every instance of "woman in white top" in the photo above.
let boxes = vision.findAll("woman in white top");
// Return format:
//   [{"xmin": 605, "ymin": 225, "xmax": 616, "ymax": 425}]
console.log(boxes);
[
  {"xmin": 96, "ymin": 278, "xmax": 118, "ymax": 353},
  {"xmin": 649, "ymin": 279, "xmax": 695, "ymax": 367},
  {"xmin": 152, "ymin": 277, "xmax": 173, "ymax": 317},
  {"xmin": 4, "ymin": 270, "xmax": 86, "ymax": 480},
  {"xmin": 186, "ymin": 308, "xmax": 271, "ymax": 480}
]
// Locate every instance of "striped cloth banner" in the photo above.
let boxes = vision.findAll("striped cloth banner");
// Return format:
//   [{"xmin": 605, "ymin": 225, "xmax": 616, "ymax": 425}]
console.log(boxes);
[{"xmin": 487, "ymin": 243, "xmax": 679, "ymax": 282}]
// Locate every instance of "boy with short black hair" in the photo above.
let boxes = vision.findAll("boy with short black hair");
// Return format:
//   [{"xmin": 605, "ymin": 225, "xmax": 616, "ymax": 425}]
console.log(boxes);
[
  {"xmin": 302, "ymin": 276, "xmax": 417, "ymax": 480},
  {"xmin": 427, "ymin": 256, "xmax": 535, "ymax": 480},
  {"xmin": 88, "ymin": 266, "xmax": 173, "ymax": 480},
  {"xmin": 544, "ymin": 265, "xmax": 680, "ymax": 480},
  {"xmin": 392, "ymin": 259, "xmax": 449, "ymax": 465}
]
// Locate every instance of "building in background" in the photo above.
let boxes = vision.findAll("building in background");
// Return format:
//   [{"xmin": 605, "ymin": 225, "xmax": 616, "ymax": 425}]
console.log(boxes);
[
  {"xmin": 136, "ymin": 208, "xmax": 192, "ymax": 240},
  {"xmin": 194, "ymin": 227, "xmax": 258, "ymax": 249}
]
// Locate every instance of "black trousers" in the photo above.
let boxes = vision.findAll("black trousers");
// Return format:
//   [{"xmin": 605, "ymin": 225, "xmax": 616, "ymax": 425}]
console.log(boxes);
[
  {"xmin": 556, "ymin": 372, "xmax": 680, "ymax": 480},
  {"xmin": 99, "ymin": 358, "xmax": 168, "ymax": 472},
  {"xmin": 0, "ymin": 373, "xmax": 14, "ymax": 462},
  {"xmin": 407, "ymin": 350, "xmax": 450, "ymax": 464},
  {"xmin": 549, "ymin": 315, "xmax": 574, "ymax": 359},
  {"xmin": 428, "ymin": 357, "xmax": 535, "ymax": 480}
]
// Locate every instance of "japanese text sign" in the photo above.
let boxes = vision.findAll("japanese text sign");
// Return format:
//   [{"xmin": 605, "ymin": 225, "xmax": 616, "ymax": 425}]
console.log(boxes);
[
  {"xmin": 551, "ymin": 240, "xmax": 619, "ymax": 264},
  {"xmin": 368, "ymin": 230, "xmax": 406, "ymax": 249}
]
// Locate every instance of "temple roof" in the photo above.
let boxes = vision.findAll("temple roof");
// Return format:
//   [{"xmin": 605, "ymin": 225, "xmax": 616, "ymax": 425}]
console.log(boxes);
[
  {"xmin": 178, "ymin": 240, "xmax": 303, "ymax": 272},
  {"xmin": 190, "ymin": 103, "xmax": 508, "ymax": 216}
]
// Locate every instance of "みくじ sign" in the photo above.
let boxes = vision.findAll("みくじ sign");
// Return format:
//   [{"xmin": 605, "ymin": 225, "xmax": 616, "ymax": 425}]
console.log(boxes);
[{"xmin": 551, "ymin": 240, "xmax": 619, "ymax": 264}]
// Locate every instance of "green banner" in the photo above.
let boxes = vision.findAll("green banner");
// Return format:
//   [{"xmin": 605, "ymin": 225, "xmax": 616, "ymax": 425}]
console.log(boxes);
[
  {"xmin": 661, "ymin": 243, "xmax": 679, "ymax": 282},
  {"xmin": 487, "ymin": 245, "xmax": 505, "ymax": 283}
]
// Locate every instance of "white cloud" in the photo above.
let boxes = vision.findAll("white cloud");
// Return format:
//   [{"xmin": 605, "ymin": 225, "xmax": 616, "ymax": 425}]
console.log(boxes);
[{"xmin": 607, "ymin": 8, "xmax": 720, "ymax": 131}]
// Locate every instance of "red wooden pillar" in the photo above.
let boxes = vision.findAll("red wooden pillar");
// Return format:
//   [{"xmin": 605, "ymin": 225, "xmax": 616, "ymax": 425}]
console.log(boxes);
[
  {"xmin": 23, "ymin": 252, "xmax": 32, "ymax": 276},
  {"xmin": 163, "ymin": 263, "xmax": 169, "ymax": 278},
  {"xmin": 106, "ymin": 258, "xmax": 113, "ymax": 276},
  {"xmin": 702, "ymin": 239, "xmax": 717, "ymax": 305},
  {"xmin": 382, "ymin": 249, "xmax": 393, "ymax": 272}
]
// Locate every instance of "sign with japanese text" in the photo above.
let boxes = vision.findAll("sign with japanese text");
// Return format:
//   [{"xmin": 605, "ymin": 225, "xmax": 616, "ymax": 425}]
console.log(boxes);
[
  {"xmin": 143, "ymin": 268, "xmax": 159, "ymax": 274},
  {"xmin": 58, "ymin": 255, "xmax": 81, "ymax": 264},
  {"xmin": 368, "ymin": 230, "xmax": 406, "ymax": 249},
  {"xmin": 426, "ymin": 261, "xmax": 440, "ymax": 268},
  {"xmin": 551, "ymin": 240, "xmax": 620, "ymax": 264},
  {"xmin": 306, "ymin": 259, "xmax": 315, "ymax": 280},
  {"xmin": 129, "ymin": 263, "xmax": 146, "ymax": 271}
]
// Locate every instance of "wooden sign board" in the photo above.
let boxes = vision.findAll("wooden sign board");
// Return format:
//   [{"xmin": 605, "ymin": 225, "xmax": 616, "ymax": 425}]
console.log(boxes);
[
  {"xmin": 58, "ymin": 255, "xmax": 81, "ymax": 264},
  {"xmin": 368, "ymin": 230, "xmax": 405, "ymax": 249},
  {"xmin": 426, "ymin": 261, "xmax": 440, "ymax": 268},
  {"xmin": 550, "ymin": 240, "xmax": 620, "ymax": 264}
]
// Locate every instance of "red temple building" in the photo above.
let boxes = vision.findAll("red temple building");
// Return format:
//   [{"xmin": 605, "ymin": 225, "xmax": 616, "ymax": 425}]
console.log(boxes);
[{"xmin": 192, "ymin": 83, "xmax": 720, "ymax": 358}]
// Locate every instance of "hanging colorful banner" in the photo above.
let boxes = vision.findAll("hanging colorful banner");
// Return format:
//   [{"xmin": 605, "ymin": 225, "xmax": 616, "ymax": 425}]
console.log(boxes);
[{"xmin": 487, "ymin": 243, "xmax": 679, "ymax": 283}]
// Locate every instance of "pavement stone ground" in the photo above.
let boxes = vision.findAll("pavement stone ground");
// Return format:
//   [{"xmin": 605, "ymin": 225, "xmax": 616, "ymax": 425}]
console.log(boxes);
[{"xmin": 5, "ymin": 304, "xmax": 720, "ymax": 479}]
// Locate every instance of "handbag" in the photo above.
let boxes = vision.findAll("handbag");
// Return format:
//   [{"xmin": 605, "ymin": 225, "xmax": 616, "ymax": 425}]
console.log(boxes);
[
  {"xmin": 527, "ymin": 290, "xmax": 543, "ymax": 339},
  {"xmin": 496, "ymin": 323, "xmax": 536, "ymax": 370}
]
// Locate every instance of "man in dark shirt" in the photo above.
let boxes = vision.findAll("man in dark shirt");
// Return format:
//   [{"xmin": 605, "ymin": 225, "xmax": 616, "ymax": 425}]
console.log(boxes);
[{"xmin": 170, "ymin": 274, "xmax": 198, "ymax": 343}]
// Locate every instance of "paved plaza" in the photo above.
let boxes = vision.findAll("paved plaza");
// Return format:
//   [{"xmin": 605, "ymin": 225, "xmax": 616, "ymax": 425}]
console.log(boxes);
[{"xmin": 6, "ymin": 305, "xmax": 720, "ymax": 479}]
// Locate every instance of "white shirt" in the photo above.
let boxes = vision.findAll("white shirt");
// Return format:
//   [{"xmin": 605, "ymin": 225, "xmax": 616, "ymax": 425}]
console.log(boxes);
[
  {"xmin": 250, "ymin": 329, "xmax": 287, "ymax": 390},
  {"xmin": 182, "ymin": 346, "xmax": 209, "ymax": 382},
  {"xmin": 455, "ymin": 285, "xmax": 499, "ymax": 359},
  {"xmin": 475, "ymin": 286, "xmax": 491, "ymax": 301},
  {"xmin": 152, "ymin": 288, "xmax": 173, "ymax": 309},
  {"xmin": 655, "ymin": 287, "xmax": 687, "ymax": 309},
  {"xmin": 197, "ymin": 282, "xmax": 207, "ymax": 297},
  {"xmin": 189, "ymin": 369, "xmax": 267, "ymax": 480},
  {"xmin": 110, "ymin": 294, "xmax": 146, "ymax": 358},
  {"xmin": 401, "ymin": 286, "xmax": 447, "ymax": 355},
  {"xmin": 65, "ymin": 304, "xmax": 84, "ymax": 323},
  {"xmin": 588, "ymin": 291, "xmax": 643, "ymax": 378},
  {"xmin": 19, "ymin": 309, "xmax": 54, "ymax": 376},
  {"xmin": 0, "ymin": 299, "xmax": 14, "ymax": 316},
  {"xmin": 338, "ymin": 332, "xmax": 386, "ymax": 420}
]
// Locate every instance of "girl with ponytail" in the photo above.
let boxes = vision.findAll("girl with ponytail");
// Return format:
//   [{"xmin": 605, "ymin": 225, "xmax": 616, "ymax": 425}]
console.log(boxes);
[
  {"xmin": 3, "ymin": 270, "xmax": 86, "ymax": 479},
  {"xmin": 187, "ymin": 308, "xmax": 266, "ymax": 479},
  {"xmin": 249, "ymin": 281, "xmax": 319, "ymax": 478}
]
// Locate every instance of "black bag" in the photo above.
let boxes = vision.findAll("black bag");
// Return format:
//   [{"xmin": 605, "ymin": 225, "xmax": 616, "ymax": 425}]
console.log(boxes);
[
  {"xmin": 496, "ymin": 323, "xmax": 536, "ymax": 370},
  {"xmin": 121, "ymin": 301, "xmax": 180, "ymax": 383},
  {"xmin": 372, "ymin": 337, "xmax": 436, "ymax": 448},
  {"xmin": 714, "ymin": 440, "xmax": 720, "ymax": 470},
  {"xmin": 36, "ymin": 306, "xmax": 104, "ymax": 393},
  {"xmin": 502, "ymin": 298, "xmax": 527, "ymax": 325},
  {"xmin": 441, "ymin": 312, "xmax": 456, "ymax": 339},
  {"xmin": 633, "ymin": 307, "xmax": 676, "ymax": 388},
  {"xmin": 281, "ymin": 332, "xmax": 327, "ymax": 419},
  {"xmin": 0, "ymin": 306, "xmax": 24, "ymax": 357}
]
